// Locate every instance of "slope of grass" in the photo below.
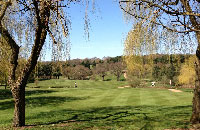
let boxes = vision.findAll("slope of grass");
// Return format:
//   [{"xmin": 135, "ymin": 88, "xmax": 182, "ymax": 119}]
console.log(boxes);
[{"xmin": 0, "ymin": 79, "xmax": 193, "ymax": 130}]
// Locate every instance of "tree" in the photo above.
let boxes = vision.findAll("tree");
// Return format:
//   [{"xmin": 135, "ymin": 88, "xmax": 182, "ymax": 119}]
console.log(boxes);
[
  {"xmin": 119, "ymin": 0, "xmax": 200, "ymax": 124},
  {"xmin": 93, "ymin": 63, "xmax": 109, "ymax": 81},
  {"xmin": 110, "ymin": 62, "xmax": 125, "ymax": 81},
  {"xmin": 151, "ymin": 55, "xmax": 180, "ymax": 82},
  {"xmin": 123, "ymin": 23, "xmax": 156, "ymax": 79},
  {"xmin": 178, "ymin": 55, "xmax": 196, "ymax": 86},
  {"xmin": 62, "ymin": 66, "xmax": 73, "ymax": 79},
  {"xmin": 38, "ymin": 62, "xmax": 53, "ymax": 79},
  {"xmin": 0, "ymin": 0, "xmax": 94, "ymax": 127},
  {"xmin": 53, "ymin": 67, "xmax": 62, "ymax": 79},
  {"xmin": 81, "ymin": 59, "xmax": 91, "ymax": 69},
  {"xmin": 62, "ymin": 65, "xmax": 91, "ymax": 80},
  {"xmin": 73, "ymin": 65, "xmax": 91, "ymax": 80}
]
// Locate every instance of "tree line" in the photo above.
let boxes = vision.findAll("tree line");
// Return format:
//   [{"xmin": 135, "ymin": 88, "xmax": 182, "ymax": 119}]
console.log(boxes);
[
  {"xmin": 123, "ymin": 53, "xmax": 195, "ymax": 87},
  {"xmin": 0, "ymin": 54, "xmax": 195, "ymax": 87},
  {"xmin": 0, "ymin": 56, "xmax": 125, "ymax": 86}
]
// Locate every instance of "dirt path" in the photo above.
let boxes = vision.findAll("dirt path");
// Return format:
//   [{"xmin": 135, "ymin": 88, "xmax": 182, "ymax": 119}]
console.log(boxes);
[
  {"xmin": 168, "ymin": 89, "xmax": 182, "ymax": 93},
  {"xmin": 118, "ymin": 86, "xmax": 131, "ymax": 89}
]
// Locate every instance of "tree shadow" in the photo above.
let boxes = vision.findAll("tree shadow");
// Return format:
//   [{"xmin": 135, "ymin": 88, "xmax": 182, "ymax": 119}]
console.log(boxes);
[
  {"xmin": 0, "ymin": 89, "xmax": 56, "ymax": 100},
  {"xmin": 27, "ymin": 105, "xmax": 192, "ymax": 129},
  {"xmin": 105, "ymin": 79, "xmax": 112, "ymax": 81},
  {"xmin": 182, "ymin": 89, "xmax": 194, "ymax": 93},
  {"xmin": 25, "ymin": 90, "xmax": 56, "ymax": 96},
  {"xmin": 49, "ymin": 86, "xmax": 71, "ymax": 88},
  {"xmin": 0, "ymin": 96, "xmax": 89, "ymax": 110},
  {"xmin": 0, "ymin": 89, "xmax": 12, "ymax": 100},
  {"xmin": 0, "ymin": 100, "xmax": 14, "ymax": 110}
]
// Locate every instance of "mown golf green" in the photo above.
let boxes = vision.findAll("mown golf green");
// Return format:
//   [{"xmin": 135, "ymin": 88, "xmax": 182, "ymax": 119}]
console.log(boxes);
[{"xmin": 0, "ymin": 79, "xmax": 193, "ymax": 129}]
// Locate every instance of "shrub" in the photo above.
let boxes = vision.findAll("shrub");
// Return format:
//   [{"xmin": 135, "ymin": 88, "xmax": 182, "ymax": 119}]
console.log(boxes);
[
  {"xmin": 160, "ymin": 75, "xmax": 169, "ymax": 85},
  {"xmin": 128, "ymin": 76, "xmax": 141, "ymax": 88}
]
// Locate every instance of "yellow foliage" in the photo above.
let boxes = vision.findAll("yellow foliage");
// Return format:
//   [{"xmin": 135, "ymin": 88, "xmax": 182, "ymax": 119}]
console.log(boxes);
[
  {"xmin": 124, "ymin": 55, "xmax": 143, "ymax": 77},
  {"xmin": 178, "ymin": 56, "xmax": 196, "ymax": 85},
  {"xmin": 123, "ymin": 23, "xmax": 156, "ymax": 78}
]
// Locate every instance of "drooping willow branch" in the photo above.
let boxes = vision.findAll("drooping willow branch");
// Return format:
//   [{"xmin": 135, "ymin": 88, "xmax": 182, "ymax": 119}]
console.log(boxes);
[{"xmin": 119, "ymin": 0, "xmax": 200, "ymax": 33}]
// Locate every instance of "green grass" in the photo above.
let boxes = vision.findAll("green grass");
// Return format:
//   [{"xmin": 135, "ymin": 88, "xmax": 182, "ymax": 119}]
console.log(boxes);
[{"xmin": 0, "ymin": 79, "xmax": 193, "ymax": 130}]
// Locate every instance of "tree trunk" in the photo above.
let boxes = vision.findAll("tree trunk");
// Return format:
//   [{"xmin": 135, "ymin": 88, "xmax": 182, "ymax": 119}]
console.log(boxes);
[
  {"xmin": 102, "ymin": 75, "xmax": 105, "ymax": 81},
  {"xmin": 191, "ymin": 32, "xmax": 200, "ymax": 124},
  {"xmin": 117, "ymin": 75, "xmax": 120, "ymax": 81},
  {"xmin": 4, "ymin": 76, "xmax": 7, "ymax": 89},
  {"xmin": 11, "ymin": 85, "xmax": 25, "ymax": 127}
]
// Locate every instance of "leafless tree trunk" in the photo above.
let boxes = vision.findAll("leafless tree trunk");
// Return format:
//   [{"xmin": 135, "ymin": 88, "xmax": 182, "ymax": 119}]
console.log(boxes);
[{"xmin": 191, "ymin": 32, "xmax": 200, "ymax": 124}]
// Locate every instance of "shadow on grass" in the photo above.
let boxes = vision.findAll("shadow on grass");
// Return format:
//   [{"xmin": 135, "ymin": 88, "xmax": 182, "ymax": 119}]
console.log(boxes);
[
  {"xmin": 181, "ymin": 89, "xmax": 194, "ymax": 93},
  {"xmin": 27, "ymin": 105, "xmax": 192, "ymax": 129},
  {"xmin": 0, "ymin": 89, "xmax": 56, "ymax": 100},
  {"xmin": 25, "ymin": 90, "xmax": 56, "ymax": 96},
  {"xmin": 0, "ymin": 96, "xmax": 89, "ymax": 110},
  {"xmin": 0, "ymin": 89, "xmax": 12, "ymax": 100},
  {"xmin": 105, "ymin": 79, "xmax": 112, "ymax": 81}
]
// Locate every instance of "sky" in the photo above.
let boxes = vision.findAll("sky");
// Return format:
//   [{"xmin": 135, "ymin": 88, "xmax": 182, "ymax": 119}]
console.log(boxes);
[{"xmin": 67, "ymin": 0, "xmax": 132, "ymax": 59}]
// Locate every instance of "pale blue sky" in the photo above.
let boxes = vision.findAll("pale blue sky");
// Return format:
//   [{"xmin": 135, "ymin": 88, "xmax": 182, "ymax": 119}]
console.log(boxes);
[{"xmin": 68, "ymin": 0, "xmax": 132, "ymax": 59}]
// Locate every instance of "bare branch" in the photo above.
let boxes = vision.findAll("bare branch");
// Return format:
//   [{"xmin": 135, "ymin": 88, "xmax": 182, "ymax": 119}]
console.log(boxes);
[
  {"xmin": 33, "ymin": 0, "xmax": 41, "ymax": 25},
  {"xmin": 57, "ymin": 11, "xmax": 69, "ymax": 37},
  {"xmin": 180, "ymin": 0, "xmax": 200, "ymax": 30},
  {"xmin": 166, "ymin": 0, "xmax": 179, "ymax": 5},
  {"xmin": 47, "ymin": 27, "xmax": 57, "ymax": 44},
  {"xmin": 119, "ymin": 0, "xmax": 200, "ymax": 33},
  {"xmin": 119, "ymin": 0, "xmax": 200, "ymax": 17}
]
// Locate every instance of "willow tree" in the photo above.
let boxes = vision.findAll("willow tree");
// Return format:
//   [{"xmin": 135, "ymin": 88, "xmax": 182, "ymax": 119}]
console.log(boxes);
[
  {"xmin": 178, "ymin": 55, "xmax": 196, "ymax": 86},
  {"xmin": 0, "ymin": 0, "xmax": 94, "ymax": 127},
  {"xmin": 119, "ymin": 0, "xmax": 200, "ymax": 124},
  {"xmin": 123, "ymin": 23, "xmax": 157, "ymax": 78}
]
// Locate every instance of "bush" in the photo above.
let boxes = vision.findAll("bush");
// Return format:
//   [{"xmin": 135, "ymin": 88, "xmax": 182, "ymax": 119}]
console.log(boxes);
[
  {"xmin": 160, "ymin": 75, "xmax": 169, "ymax": 85},
  {"xmin": 128, "ymin": 76, "xmax": 141, "ymax": 88}
]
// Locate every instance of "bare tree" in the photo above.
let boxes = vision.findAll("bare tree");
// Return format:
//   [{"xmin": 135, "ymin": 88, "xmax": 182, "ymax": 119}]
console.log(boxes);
[
  {"xmin": 110, "ymin": 62, "xmax": 125, "ymax": 81},
  {"xmin": 62, "ymin": 66, "xmax": 73, "ymax": 79},
  {"xmin": 119, "ymin": 0, "xmax": 200, "ymax": 124},
  {"xmin": 94, "ymin": 63, "xmax": 109, "ymax": 81},
  {"xmin": 73, "ymin": 65, "xmax": 91, "ymax": 80}
]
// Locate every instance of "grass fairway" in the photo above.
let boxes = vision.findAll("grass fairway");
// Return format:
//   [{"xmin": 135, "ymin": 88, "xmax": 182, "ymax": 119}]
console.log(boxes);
[{"xmin": 0, "ymin": 79, "xmax": 193, "ymax": 130}]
